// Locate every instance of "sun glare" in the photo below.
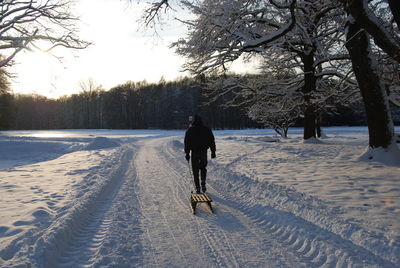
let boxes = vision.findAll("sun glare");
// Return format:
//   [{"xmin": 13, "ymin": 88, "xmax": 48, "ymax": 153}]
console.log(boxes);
[
  {"xmin": 10, "ymin": 0, "xmax": 188, "ymax": 99},
  {"xmin": 11, "ymin": 50, "xmax": 69, "ymax": 98}
]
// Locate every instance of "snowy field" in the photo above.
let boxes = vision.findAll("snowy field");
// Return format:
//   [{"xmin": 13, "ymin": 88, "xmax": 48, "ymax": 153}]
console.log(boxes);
[{"xmin": 0, "ymin": 127, "xmax": 399, "ymax": 267}]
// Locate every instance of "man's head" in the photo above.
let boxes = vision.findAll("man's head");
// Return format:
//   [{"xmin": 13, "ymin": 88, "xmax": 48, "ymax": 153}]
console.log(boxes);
[{"xmin": 192, "ymin": 114, "xmax": 203, "ymax": 126}]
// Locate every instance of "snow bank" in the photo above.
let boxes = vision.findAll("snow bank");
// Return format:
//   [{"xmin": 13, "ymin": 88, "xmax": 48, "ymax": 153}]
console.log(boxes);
[
  {"xmin": 358, "ymin": 143, "xmax": 400, "ymax": 166},
  {"xmin": 84, "ymin": 137, "xmax": 120, "ymax": 150},
  {"xmin": 0, "ymin": 145, "xmax": 132, "ymax": 267},
  {"xmin": 211, "ymin": 165, "xmax": 400, "ymax": 265},
  {"xmin": 207, "ymin": 129, "xmax": 400, "ymax": 265},
  {"xmin": 0, "ymin": 140, "xmax": 77, "ymax": 169},
  {"xmin": 302, "ymin": 137, "xmax": 323, "ymax": 144},
  {"xmin": 224, "ymin": 136, "xmax": 279, "ymax": 143}
]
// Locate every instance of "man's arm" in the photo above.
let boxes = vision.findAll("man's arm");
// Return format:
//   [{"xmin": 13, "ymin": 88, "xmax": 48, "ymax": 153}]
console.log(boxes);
[
  {"xmin": 209, "ymin": 128, "xmax": 216, "ymax": 158},
  {"xmin": 184, "ymin": 130, "xmax": 190, "ymax": 154}
]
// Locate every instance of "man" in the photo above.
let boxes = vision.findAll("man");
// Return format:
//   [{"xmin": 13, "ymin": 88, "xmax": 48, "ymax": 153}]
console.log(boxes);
[{"xmin": 184, "ymin": 115, "xmax": 216, "ymax": 194}]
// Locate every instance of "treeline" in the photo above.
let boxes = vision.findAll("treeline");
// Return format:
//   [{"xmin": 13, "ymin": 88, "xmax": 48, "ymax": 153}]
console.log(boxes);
[
  {"xmin": 6, "ymin": 77, "xmax": 260, "ymax": 130},
  {"xmin": 2, "ymin": 75, "xmax": 398, "ymax": 131}
]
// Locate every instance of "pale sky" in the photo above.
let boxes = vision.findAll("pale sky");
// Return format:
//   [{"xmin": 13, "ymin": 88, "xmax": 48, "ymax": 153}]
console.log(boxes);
[
  {"xmin": 10, "ymin": 0, "xmax": 189, "ymax": 99},
  {"xmin": 9, "ymin": 0, "xmax": 256, "ymax": 99}
]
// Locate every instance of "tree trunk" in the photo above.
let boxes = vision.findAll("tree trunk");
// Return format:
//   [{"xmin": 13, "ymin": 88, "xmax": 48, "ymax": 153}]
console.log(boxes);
[
  {"xmin": 304, "ymin": 106, "xmax": 317, "ymax": 139},
  {"xmin": 316, "ymin": 112, "xmax": 322, "ymax": 138},
  {"xmin": 302, "ymin": 51, "xmax": 317, "ymax": 140},
  {"xmin": 345, "ymin": 20, "xmax": 394, "ymax": 148},
  {"xmin": 388, "ymin": 0, "xmax": 400, "ymax": 29},
  {"xmin": 341, "ymin": 0, "xmax": 400, "ymax": 63}
]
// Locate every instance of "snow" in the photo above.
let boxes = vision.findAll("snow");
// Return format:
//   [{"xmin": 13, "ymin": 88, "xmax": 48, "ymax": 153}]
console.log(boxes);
[
  {"xmin": 84, "ymin": 137, "xmax": 120, "ymax": 150},
  {"xmin": 0, "ymin": 127, "xmax": 399, "ymax": 267},
  {"xmin": 359, "ymin": 143, "xmax": 400, "ymax": 166}
]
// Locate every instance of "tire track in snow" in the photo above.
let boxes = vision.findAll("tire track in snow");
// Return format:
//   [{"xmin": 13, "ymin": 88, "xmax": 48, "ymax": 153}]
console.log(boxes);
[
  {"xmin": 159, "ymin": 138, "xmax": 307, "ymax": 267},
  {"xmin": 133, "ymin": 139, "xmax": 209, "ymax": 267},
  {"xmin": 225, "ymin": 145, "xmax": 266, "ymax": 170},
  {"xmin": 164, "ymin": 139, "xmax": 318, "ymax": 266},
  {"xmin": 135, "ymin": 137, "xmax": 274, "ymax": 267},
  {"xmin": 163, "ymin": 137, "xmax": 396, "ymax": 267},
  {"xmin": 210, "ymin": 161, "xmax": 396, "ymax": 267},
  {"xmin": 47, "ymin": 146, "xmax": 134, "ymax": 268},
  {"xmin": 153, "ymin": 142, "xmax": 238, "ymax": 267},
  {"xmin": 56, "ymin": 209, "xmax": 113, "ymax": 267},
  {"xmin": 160, "ymin": 144, "xmax": 242, "ymax": 267}
]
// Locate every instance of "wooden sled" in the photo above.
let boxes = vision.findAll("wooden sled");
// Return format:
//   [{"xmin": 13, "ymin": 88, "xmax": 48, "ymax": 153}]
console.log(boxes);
[{"xmin": 190, "ymin": 193, "xmax": 213, "ymax": 214}]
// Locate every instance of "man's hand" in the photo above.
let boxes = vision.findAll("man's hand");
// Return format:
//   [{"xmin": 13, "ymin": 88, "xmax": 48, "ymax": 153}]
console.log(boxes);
[
  {"xmin": 211, "ymin": 152, "xmax": 216, "ymax": 159},
  {"xmin": 185, "ymin": 153, "xmax": 190, "ymax": 162}
]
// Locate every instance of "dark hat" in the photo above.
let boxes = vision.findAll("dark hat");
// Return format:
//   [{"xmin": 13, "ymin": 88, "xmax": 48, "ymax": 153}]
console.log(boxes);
[{"xmin": 192, "ymin": 114, "xmax": 203, "ymax": 126}]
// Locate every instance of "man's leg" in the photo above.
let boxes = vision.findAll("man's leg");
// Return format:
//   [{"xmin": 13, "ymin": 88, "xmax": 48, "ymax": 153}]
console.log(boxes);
[
  {"xmin": 199, "ymin": 151, "xmax": 208, "ymax": 192},
  {"xmin": 191, "ymin": 153, "xmax": 201, "ymax": 193}
]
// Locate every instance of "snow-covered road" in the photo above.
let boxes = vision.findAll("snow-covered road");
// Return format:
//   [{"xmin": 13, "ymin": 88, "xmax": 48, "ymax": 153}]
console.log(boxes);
[
  {"xmin": 132, "ymin": 137, "xmax": 301, "ymax": 267},
  {"xmin": 1, "ymin": 129, "xmax": 399, "ymax": 267},
  {"xmin": 45, "ymin": 137, "xmax": 305, "ymax": 267}
]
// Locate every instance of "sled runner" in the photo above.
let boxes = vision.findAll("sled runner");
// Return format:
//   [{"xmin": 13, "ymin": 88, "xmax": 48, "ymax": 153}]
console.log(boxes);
[{"xmin": 190, "ymin": 192, "xmax": 213, "ymax": 214}]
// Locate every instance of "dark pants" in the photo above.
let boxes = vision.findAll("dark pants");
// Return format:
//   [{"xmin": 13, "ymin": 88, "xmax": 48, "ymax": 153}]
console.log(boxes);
[{"xmin": 191, "ymin": 150, "xmax": 207, "ymax": 191}]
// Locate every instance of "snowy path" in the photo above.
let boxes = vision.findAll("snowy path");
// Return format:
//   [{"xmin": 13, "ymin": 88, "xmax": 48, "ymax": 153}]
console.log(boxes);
[
  {"xmin": 133, "ymin": 137, "xmax": 301, "ymax": 267},
  {"xmin": 47, "ymin": 137, "xmax": 395, "ymax": 267},
  {"xmin": 1, "ymin": 131, "xmax": 399, "ymax": 267}
]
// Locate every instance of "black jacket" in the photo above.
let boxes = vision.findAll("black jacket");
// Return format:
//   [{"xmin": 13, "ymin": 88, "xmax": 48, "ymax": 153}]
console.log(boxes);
[{"xmin": 184, "ymin": 124, "xmax": 216, "ymax": 155}]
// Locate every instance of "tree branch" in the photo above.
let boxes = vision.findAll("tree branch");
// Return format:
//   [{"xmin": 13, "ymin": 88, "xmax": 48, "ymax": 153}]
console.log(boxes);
[
  {"xmin": 242, "ymin": 0, "xmax": 297, "ymax": 50},
  {"xmin": 342, "ymin": 0, "xmax": 400, "ymax": 63},
  {"xmin": 0, "ymin": 1, "xmax": 90, "ymax": 68}
]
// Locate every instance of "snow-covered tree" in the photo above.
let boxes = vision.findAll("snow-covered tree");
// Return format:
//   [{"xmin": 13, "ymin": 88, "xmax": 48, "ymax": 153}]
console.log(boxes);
[
  {"xmin": 158, "ymin": 1, "xmax": 295, "ymax": 84},
  {"xmin": 255, "ymin": 4, "xmax": 353, "ymax": 139},
  {"xmin": 341, "ymin": 0, "xmax": 400, "ymax": 64},
  {"xmin": 248, "ymin": 99, "xmax": 300, "ymax": 138},
  {"xmin": 0, "ymin": 0, "xmax": 89, "ymax": 69},
  {"xmin": 165, "ymin": 0, "xmax": 351, "ymax": 139},
  {"xmin": 340, "ymin": 0, "xmax": 400, "ymax": 149},
  {"xmin": 139, "ymin": 0, "xmax": 354, "ymax": 139},
  {"xmin": 140, "ymin": 0, "xmax": 399, "ymax": 154},
  {"xmin": 379, "ymin": 55, "xmax": 400, "ymax": 107}
]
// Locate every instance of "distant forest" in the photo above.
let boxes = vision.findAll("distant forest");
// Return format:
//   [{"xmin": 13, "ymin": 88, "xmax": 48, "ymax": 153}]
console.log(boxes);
[
  {"xmin": 0, "ymin": 75, "xmax": 395, "ymax": 131},
  {"xmin": 1, "ymin": 77, "xmax": 261, "ymax": 130}
]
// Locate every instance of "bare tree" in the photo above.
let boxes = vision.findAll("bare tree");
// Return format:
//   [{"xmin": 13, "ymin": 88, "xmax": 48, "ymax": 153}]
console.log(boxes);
[
  {"xmin": 79, "ymin": 78, "xmax": 103, "ymax": 128},
  {"xmin": 0, "ymin": 64, "xmax": 14, "ymax": 129},
  {"xmin": 0, "ymin": 0, "xmax": 90, "ymax": 68}
]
